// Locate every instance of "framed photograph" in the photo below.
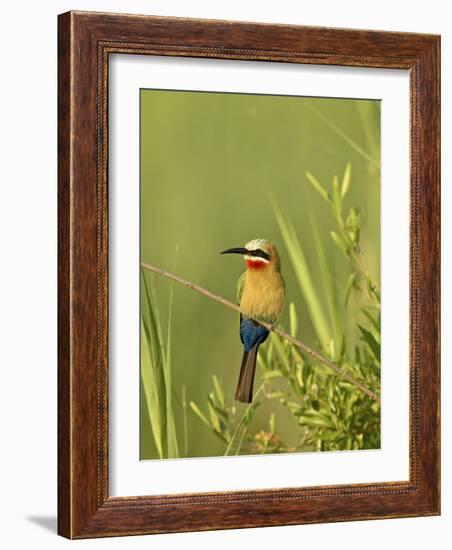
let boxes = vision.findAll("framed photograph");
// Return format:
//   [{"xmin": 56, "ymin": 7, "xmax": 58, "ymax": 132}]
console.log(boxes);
[{"xmin": 58, "ymin": 11, "xmax": 440, "ymax": 538}]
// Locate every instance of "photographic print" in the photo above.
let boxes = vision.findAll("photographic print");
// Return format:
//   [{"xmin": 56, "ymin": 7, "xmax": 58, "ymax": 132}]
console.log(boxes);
[
  {"xmin": 58, "ymin": 13, "xmax": 440, "ymax": 537},
  {"xmin": 140, "ymin": 89, "xmax": 381, "ymax": 460}
]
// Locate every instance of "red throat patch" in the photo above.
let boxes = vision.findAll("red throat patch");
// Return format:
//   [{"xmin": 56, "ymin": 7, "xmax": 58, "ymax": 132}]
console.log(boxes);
[{"xmin": 246, "ymin": 259, "xmax": 268, "ymax": 270}]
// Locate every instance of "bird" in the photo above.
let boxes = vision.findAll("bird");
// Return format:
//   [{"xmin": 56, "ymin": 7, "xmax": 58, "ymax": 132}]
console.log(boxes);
[{"xmin": 221, "ymin": 239, "xmax": 285, "ymax": 403}]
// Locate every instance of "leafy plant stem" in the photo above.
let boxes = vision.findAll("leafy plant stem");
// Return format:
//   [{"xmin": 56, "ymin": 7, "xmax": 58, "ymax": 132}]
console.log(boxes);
[
  {"xmin": 224, "ymin": 384, "xmax": 265, "ymax": 456},
  {"xmin": 141, "ymin": 261, "xmax": 379, "ymax": 403}
]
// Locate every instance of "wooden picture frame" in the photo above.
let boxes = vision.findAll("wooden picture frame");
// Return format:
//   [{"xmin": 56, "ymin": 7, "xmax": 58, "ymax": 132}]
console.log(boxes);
[{"xmin": 58, "ymin": 10, "xmax": 440, "ymax": 539}]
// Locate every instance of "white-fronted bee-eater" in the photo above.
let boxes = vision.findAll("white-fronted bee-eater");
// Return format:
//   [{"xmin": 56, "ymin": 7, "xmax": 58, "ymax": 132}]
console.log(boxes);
[{"xmin": 221, "ymin": 239, "xmax": 285, "ymax": 403}]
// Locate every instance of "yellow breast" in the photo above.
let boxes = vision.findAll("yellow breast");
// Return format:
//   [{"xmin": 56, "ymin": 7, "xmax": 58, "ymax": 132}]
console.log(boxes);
[{"xmin": 240, "ymin": 268, "xmax": 285, "ymax": 323}]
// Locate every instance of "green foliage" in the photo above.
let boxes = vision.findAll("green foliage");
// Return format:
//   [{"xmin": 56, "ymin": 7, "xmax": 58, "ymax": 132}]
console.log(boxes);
[
  {"xmin": 272, "ymin": 200, "xmax": 331, "ymax": 349},
  {"xmin": 140, "ymin": 269, "xmax": 179, "ymax": 458},
  {"xmin": 140, "ymin": 155, "xmax": 380, "ymax": 457},
  {"xmin": 190, "ymin": 164, "xmax": 381, "ymax": 454},
  {"xmin": 190, "ymin": 375, "xmax": 266, "ymax": 455}
]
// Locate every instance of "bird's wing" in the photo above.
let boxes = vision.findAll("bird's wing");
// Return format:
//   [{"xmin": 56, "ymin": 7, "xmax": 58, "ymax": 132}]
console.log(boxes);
[{"xmin": 236, "ymin": 271, "xmax": 246, "ymax": 304}]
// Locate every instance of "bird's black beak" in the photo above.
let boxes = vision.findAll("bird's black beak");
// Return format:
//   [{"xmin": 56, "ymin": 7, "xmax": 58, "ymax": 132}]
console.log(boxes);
[{"xmin": 220, "ymin": 247, "xmax": 249, "ymax": 256}]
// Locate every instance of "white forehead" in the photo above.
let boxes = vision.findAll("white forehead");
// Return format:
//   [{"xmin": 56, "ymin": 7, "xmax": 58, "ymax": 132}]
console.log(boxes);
[{"xmin": 245, "ymin": 238, "xmax": 268, "ymax": 251}]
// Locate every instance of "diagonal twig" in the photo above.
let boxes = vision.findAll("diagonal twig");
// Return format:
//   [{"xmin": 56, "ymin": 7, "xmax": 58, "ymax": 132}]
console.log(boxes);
[{"xmin": 141, "ymin": 261, "xmax": 380, "ymax": 403}]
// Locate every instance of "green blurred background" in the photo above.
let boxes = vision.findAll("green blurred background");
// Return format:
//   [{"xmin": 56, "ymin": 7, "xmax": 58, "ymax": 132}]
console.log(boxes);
[{"xmin": 140, "ymin": 89, "xmax": 380, "ymax": 459}]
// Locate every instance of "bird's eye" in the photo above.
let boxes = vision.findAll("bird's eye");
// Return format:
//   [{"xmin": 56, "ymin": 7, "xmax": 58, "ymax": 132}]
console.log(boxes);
[{"xmin": 254, "ymin": 249, "xmax": 271, "ymax": 261}]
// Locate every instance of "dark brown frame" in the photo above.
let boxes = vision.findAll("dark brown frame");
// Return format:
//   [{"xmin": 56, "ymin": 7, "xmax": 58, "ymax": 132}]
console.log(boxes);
[{"xmin": 58, "ymin": 10, "xmax": 440, "ymax": 539}]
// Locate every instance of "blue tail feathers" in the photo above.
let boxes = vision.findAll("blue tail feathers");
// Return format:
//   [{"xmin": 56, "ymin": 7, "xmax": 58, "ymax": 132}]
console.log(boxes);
[{"xmin": 240, "ymin": 317, "xmax": 269, "ymax": 352}]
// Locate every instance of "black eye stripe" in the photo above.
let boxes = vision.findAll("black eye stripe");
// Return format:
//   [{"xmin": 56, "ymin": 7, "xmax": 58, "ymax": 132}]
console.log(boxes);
[{"xmin": 249, "ymin": 249, "xmax": 271, "ymax": 261}]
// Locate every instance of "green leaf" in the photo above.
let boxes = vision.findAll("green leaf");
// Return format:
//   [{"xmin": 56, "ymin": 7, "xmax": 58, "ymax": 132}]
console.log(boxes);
[
  {"xmin": 296, "ymin": 363, "xmax": 304, "ymax": 389},
  {"xmin": 212, "ymin": 375, "xmax": 225, "ymax": 408},
  {"xmin": 307, "ymin": 208, "xmax": 341, "ymax": 340},
  {"xmin": 141, "ymin": 271, "xmax": 169, "ymax": 457},
  {"xmin": 345, "ymin": 272, "xmax": 358, "ymax": 307},
  {"xmin": 141, "ymin": 269, "xmax": 164, "ymax": 358},
  {"xmin": 140, "ymin": 318, "xmax": 164, "ymax": 458},
  {"xmin": 329, "ymin": 338, "xmax": 336, "ymax": 361},
  {"xmin": 297, "ymin": 413, "xmax": 334, "ymax": 429},
  {"xmin": 306, "ymin": 172, "xmax": 331, "ymax": 203},
  {"xmin": 330, "ymin": 231, "xmax": 348, "ymax": 254},
  {"xmin": 346, "ymin": 207, "xmax": 359, "ymax": 228},
  {"xmin": 269, "ymin": 413, "xmax": 276, "ymax": 434},
  {"xmin": 358, "ymin": 325, "xmax": 380, "ymax": 361},
  {"xmin": 263, "ymin": 369, "xmax": 284, "ymax": 380},
  {"xmin": 163, "ymin": 279, "xmax": 179, "ymax": 458},
  {"xmin": 181, "ymin": 385, "xmax": 188, "ymax": 457},
  {"xmin": 341, "ymin": 162, "xmax": 352, "ymax": 198},
  {"xmin": 189, "ymin": 401, "xmax": 210, "ymax": 427},
  {"xmin": 207, "ymin": 393, "xmax": 229, "ymax": 421},
  {"xmin": 316, "ymin": 429, "xmax": 339, "ymax": 442},
  {"xmin": 332, "ymin": 174, "xmax": 341, "ymax": 212},
  {"xmin": 207, "ymin": 401, "xmax": 221, "ymax": 432},
  {"xmin": 355, "ymin": 345, "xmax": 361, "ymax": 364},
  {"xmin": 272, "ymin": 201, "xmax": 331, "ymax": 349},
  {"xmin": 212, "ymin": 428, "xmax": 230, "ymax": 445},
  {"xmin": 326, "ymin": 378, "xmax": 335, "ymax": 404},
  {"xmin": 345, "ymin": 392, "xmax": 360, "ymax": 420},
  {"xmin": 361, "ymin": 308, "xmax": 380, "ymax": 332},
  {"xmin": 243, "ymin": 401, "xmax": 261, "ymax": 425}
]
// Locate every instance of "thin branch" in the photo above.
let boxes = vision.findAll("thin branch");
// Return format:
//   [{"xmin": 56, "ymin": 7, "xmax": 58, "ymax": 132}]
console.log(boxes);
[{"xmin": 141, "ymin": 261, "xmax": 380, "ymax": 403}]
